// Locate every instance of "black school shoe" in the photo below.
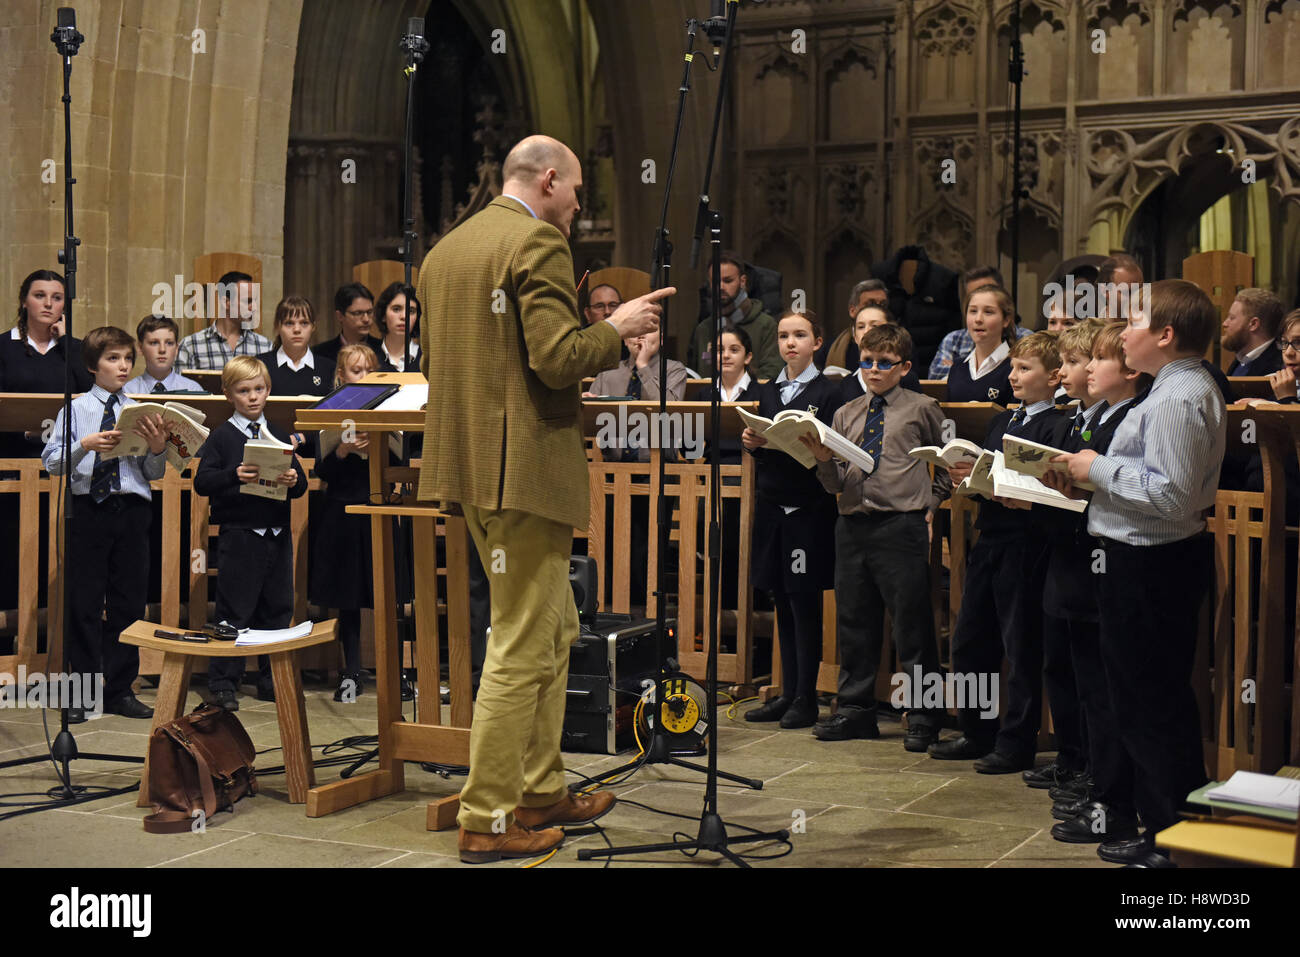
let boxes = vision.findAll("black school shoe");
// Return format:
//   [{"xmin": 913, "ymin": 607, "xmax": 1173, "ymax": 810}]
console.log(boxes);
[
  {"xmin": 779, "ymin": 696, "xmax": 819, "ymax": 729},
  {"xmin": 903, "ymin": 723, "xmax": 940, "ymax": 753},
  {"xmin": 1097, "ymin": 833, "xmax": 1155, "ymax": 864},
  {"xmin": 1023, "ymin": 762, "xmax": 1086, "ymax": 790},
  {"xmin": 1124, "ymin": 851, "xmax": 1176, "ymax": 868},
  {"xmin": 927, "ymin": 735, "xmax": 992, "ymax": 760},
  {"xmin": 214, "ymin": 689, "xmax": 238, "ymax": 712},
  {"xmin": 1051, "ymin": 803, "xmax": 1138, "ymax": 844},
  {"xmin": 812, "ymin": 711, "xmax": 879, "ymax": 741},
  {"xmin": 744, "ymin": 696, "xmax": 790, "ymax": 723},
  {"xmin": 105, "ymin": 693, "xmax": 153, "ymax": 719},
  {"xmin": 333, "ymin": 673, "xmax": 364, "ymax": 703},
  {"xmin": 1049, "ymin": 777, "xmax": 1091, "ymax": 803},
  {"xmin": 974, "ymin": 750, "xmax": 1035, "ymax": 774}
]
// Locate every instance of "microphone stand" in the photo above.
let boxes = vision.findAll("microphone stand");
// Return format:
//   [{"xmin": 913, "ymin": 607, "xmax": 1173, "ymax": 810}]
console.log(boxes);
[
  {"xmin": 0, "ymin": 9, "xmax": 144, "ymax": 800},
  {"xmin": 399, "ymin": 19, "xmax": 428, "ymax": 385},
  {"xmin": 337, "ymin": 20, "xmax": 431, "ymax": 779},
  {"xmin": 1009, "ymin": 0, "xmax": 1024, "ymax": 310},
  {"xmin": 583, "ymin": 15, "xmax": 760, "ymax": 794},
  {"xmin": 580, "ymin": 0, "xmax": 789, "ymax": 867}
]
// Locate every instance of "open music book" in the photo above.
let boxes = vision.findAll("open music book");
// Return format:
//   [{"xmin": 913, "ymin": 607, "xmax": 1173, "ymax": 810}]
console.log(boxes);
[
  {"xmin": 102, "ymin": 401, "xmax": 209, "ymax": 471},
  {"xmin": 1002, "ymin": 435, "xmax": 1096, "ymax": 491},
  {"xmin": 735, "ymin": 406, "xmax": 874, "ymax": 474},
  {"xmin": 954, "ymin": 450, "xmax": 1088, "ymax": 513},
  {"xmin": 908, "ymin": 437, "xmax": 983, "ymax": 470}
]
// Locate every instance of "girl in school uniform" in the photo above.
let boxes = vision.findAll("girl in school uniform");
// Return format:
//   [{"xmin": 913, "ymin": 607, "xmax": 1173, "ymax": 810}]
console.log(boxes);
[
  {"xmin": 309, "ymin": 343, "xmax": 379, "ymax": 701},
  {"xmin": 944, "ymin": 284, "xmax": 1016, "ymax": 405},
  {"xmin": 257, "ymin": 296, "xmax": 334, "ymax": 398},
  {"xmin": 711, "ymin": 324, "xmax": 761, "ymax": 464},
  {"xmin": 741, "ymin": 311, "xmax": 842, "ymax": 728},
  {"xmin": 0, "ymin": 269, "xmax": 92, "ymax": 629},
  {"xmin": 374, "ymin": 282, "xmax": 422, "ymax": 374}
]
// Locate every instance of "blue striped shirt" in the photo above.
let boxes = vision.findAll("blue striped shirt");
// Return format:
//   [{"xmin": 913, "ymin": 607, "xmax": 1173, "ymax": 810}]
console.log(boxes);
[
  {"xmin": 1086, "ymin": 357, "xmax": 1225, "ymax": 545},
  {"xmin": 41, "ymin": 385, "xmax": 166, "ymax": 499},
  {"xmin": 125, "ymin": 368, "xmax": 204, "ymax": 393}
]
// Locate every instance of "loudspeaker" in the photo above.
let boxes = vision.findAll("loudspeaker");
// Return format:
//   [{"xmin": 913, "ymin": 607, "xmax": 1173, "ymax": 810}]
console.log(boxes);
[{"xmin": 569, "ymin": 555, "xmax": 597, "ymax": 624}]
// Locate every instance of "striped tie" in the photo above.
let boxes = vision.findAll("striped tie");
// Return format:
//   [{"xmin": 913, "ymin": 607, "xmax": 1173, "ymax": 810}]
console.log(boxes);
[
  {"xmin": 89, "ymin": 394, "xmax": 120, "ymax": 503},
  {"xmin": 1068, "ymin": 410, "xmax": 1084, "ymax": 440},
  {"xmin": 860, "ymin": 394, "xmax": 886, "ymax": 466},
  {"xmin": 1007, "ymin": 407, "xmax": 1027, "ymax": 432}
]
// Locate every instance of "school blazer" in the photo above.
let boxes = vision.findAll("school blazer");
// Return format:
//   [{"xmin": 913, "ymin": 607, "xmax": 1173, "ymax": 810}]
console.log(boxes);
[{"xmin": 416, "ymin": 196, "xmax": 621, "ymax": 529}]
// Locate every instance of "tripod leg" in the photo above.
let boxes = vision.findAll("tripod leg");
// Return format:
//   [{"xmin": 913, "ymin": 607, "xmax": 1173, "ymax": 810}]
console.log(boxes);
[{"xmin": 663, "ymin": 756, "xmax": 763, "ymax": 789}]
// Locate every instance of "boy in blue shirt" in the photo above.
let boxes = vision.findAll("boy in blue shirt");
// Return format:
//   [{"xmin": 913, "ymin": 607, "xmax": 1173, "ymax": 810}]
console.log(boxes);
[
  {"xmin": 1048, "ymin": 280, "xmax": 1225, "ymax": 868},
  {"xmin": 42, "ymin": 326, "xmax": 170, "ymax": 721},
  {"xmin": 125, "ymin": 315, "xmax": 203, "ymax": 394}
]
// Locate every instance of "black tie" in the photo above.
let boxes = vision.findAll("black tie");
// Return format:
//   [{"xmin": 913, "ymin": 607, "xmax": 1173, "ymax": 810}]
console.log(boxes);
[
  {"xmin": 248, "ymin": 422, "xmax": 261, "ymax": 439},
  {"xmin": 1008, "ymin": 407, "xmax": 1027, "ymax": 432},
  {"xmin": 89, "ymin": 394, "xmax": 120, "ymax": 503},
  {"xmin": 1068, "ymin": 410, "xmax": 1084, "ymax": 440},
  {"xmin": 152, "ymin": 381, "xmax": 167, "ymax": 394},
  {"xmin": 627, "ymin": 367, "xmax": 642, "ymax": 400}
]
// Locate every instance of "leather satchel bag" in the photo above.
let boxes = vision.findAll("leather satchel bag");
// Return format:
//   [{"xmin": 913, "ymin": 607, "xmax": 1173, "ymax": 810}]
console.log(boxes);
[{"xmin": 143, "ymin": 703, "xmax": 258, "ymax": 834}]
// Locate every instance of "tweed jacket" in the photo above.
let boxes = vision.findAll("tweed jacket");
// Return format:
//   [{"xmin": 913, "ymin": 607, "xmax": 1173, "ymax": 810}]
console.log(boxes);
[{"xmin": 417, "ymin": 196, "xmax": 621, "ymax": 529}]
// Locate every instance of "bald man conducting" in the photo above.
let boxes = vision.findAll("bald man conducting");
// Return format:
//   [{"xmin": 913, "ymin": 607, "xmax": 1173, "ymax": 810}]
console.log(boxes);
[{"xmin": 417, "ymin": 135, "xmax": 675, "ymax": 863}]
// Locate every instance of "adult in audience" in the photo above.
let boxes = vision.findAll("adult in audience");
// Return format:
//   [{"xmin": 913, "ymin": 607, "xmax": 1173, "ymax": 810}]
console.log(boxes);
[
  {"xmin": 1222, "ymin": 288, "xmax": 1284, "ymax": 377},
  {"xmin": 817, "ymin": 279, "xmax": 889, "ymax": 371},
  {"xmin": 688, "ymin": 252, "xmax": 781, "ymax": 380},
  {"xmin": 315, "ymin": 282, "xmax": 383, "ymax": 363},
  {"xmin": 175, "ymin": 270, "xmax": 272, "ymax": 370}
]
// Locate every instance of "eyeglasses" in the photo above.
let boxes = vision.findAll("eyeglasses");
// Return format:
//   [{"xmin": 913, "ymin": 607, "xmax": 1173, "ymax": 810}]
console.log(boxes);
[
  {"xmin": 588, "ymin": 302, "xmax": 622, "ymax": 314},
  {"xmin": 345, "ymin": 308, "xmax": 374, "ymax": 319},
  {"xmin": 860, "ymin": 358, "xmax": 899, "ymax": 371},
  {"xmin": 1277, "ymin": 337, "xmax": 1300, "ymax": 353}
]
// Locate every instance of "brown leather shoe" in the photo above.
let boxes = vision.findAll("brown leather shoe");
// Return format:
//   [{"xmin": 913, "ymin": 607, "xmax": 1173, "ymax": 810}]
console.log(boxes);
[
  {"xmin": 458, "ymin": 822, "xmax": 564, "ymax": 864},
  {"xmin": 513, "ymin": 789, "xmax": 616, "ymax": 830}
]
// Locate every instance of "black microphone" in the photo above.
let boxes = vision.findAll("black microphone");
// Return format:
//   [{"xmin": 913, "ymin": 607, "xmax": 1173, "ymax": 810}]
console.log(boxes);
[
  {"xmin": 400, "ymin": 16, "xmax": 430, "ymax": 64},
  {"xmin": 52, "ymin": 7, "xmax": 84, "ymax": 57},
  {"xmin": 703, "ymin": 0, "xmax": 727, "ymax": 63}
]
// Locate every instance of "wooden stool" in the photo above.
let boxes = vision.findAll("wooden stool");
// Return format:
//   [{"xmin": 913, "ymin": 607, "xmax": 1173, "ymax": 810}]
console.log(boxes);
[{"xmin": 119, "ymin": 619, "xmax": 338, "ymax": 807}]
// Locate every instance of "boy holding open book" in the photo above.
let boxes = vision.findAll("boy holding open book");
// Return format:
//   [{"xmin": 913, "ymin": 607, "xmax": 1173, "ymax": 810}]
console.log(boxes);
[
  {"xmin": 193, "ymin": 356, "xmax": 307, "ymax": 711},
  {"xmin": 929, "ymin": 332, "xmax": 1070, "ymax": 772},
  {"xmin": 801, "ymin": 324, "xmax": 948, "ymax": 748},
  {"xmin": 42, "ymin": 326, "xmax": 170, "ymax": 721},
  {"xmin": 1045, "ymin": 282, "xmax": 1224, "ymax": 868},
  {"xmin": 1047, "ymin": 320, "xmax": 1151, "ymax": 844}
]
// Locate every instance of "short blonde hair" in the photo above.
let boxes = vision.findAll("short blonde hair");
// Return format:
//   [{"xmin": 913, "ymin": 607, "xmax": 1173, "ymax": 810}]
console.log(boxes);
[
  {"xmin": 1010, "ymin": 330, "xmax": 1062, "ymax": 371},
  {"xmin": 221, "ymin": 355, "xmax": 270, "ymax": 394},
  {"xmin": 1057, "ymin": 318, "xmax": 1105, "ymax": 360},
  {"xmin": 333, "ymin": 344, "xmax": 379, "ymax": 386}
]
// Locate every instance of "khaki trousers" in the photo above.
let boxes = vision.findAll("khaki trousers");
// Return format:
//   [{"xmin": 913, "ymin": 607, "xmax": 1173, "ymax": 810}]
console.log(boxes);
[{"xmin": 457, "ymin": 504, "xmax": 577, "ymax": 832}]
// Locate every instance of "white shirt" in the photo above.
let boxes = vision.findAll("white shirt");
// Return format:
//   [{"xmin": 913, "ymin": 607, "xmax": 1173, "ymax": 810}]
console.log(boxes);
[
  {"xmin": 966, "ymin": 340, "xmax": 1010, "ymax": 381},
  {"xmin": 10, "ymin": 326, "xmax": 56, "ymax": 354},
  {"xmin": 1237, "ymin": 339, "xmax": 1273, "ymax": 364},
  {"xmin": 276, "ymin": 347, "xmax": 315, "ymax": 372},
  {"xmin": 381, "ymin": 339, "xmax": 419, "ymax": 373},
  {"xmin": 721, "ymin": 371, "xmax": 752, "ymax": 402},
  {"xmin": 1097, "ymin": 396, "xmax": 1133, "ymax": 426}
]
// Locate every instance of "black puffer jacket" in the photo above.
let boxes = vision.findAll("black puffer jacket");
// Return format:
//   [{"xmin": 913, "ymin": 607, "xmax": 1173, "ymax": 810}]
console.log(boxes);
[{"xmin": 869, "ymin": 245, "xmax": 962, "ymax": 375}]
